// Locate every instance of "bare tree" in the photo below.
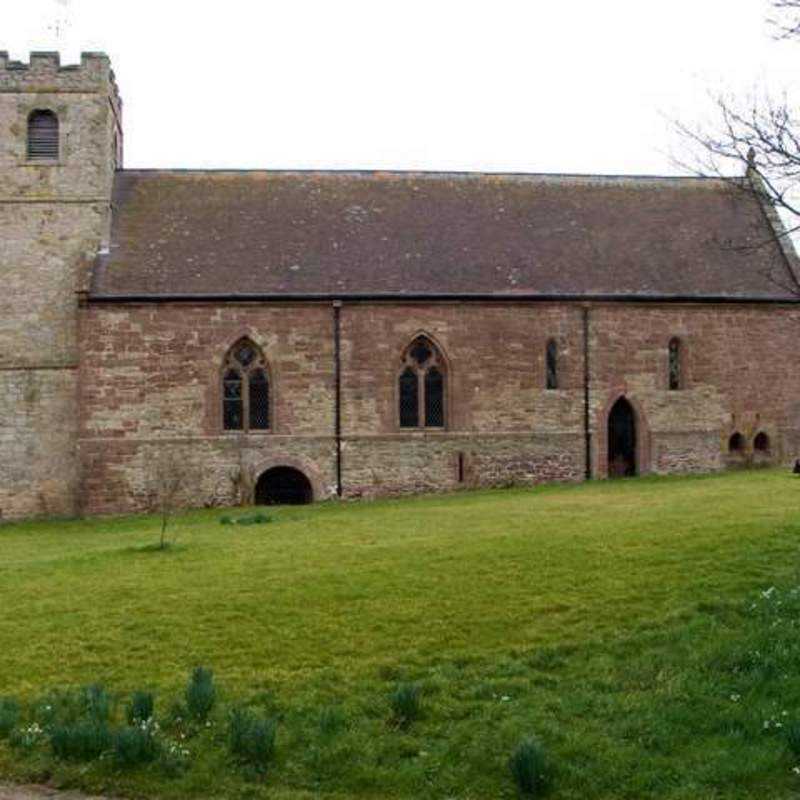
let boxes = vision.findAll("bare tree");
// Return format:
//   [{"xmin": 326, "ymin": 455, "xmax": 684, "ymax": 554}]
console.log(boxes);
[
  {"xmin": 144, "ymin": 448, "xmax": 196, "ymax": 550},
  {"xmin": 676, "ymin": 1, "xmax": 800, "ymax": 253}
]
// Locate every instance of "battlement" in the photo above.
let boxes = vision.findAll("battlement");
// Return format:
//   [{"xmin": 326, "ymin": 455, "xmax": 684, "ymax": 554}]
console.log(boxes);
[{"xmin": 0, "ymin": 51, "xmax": 121, "ymax": 108}]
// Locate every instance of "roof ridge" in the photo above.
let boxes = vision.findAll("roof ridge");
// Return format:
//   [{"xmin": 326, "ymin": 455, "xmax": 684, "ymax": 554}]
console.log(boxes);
[{"xmin": 115, "ymin": 168, "xmax": 730, "ymax": 182}]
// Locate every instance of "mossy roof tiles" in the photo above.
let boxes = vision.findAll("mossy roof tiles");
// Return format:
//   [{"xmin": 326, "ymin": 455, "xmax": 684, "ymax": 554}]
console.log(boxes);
[{"xmin": 90, "ymin": 170, "xmax": 798, "ymax": 300}]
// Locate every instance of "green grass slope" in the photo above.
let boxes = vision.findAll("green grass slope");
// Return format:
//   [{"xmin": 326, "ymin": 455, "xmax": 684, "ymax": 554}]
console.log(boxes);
[{"xmin": 1, "ymin": 469, "xmax": 800, "ymax": 798}]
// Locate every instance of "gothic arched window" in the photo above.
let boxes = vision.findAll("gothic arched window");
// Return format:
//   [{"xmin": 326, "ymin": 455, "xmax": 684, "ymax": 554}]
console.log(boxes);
[
  {"xmin": 668, "ymin": 337, "xmax": 682, "ymax": 391},
  {"xmin": 222, "ymin": 338, "xmax": 270, "ymax": 432},
  {"xmin": 27, "ymin": 110, "xmax": 59, "ymax": 161},
  {"xmin": 754, "ymin": 431, "xmax": 770, "ymax": 452},
  {"xmin": 398, "ymin": 335, "xmax": 447, "ymax": 428},
  {"xmin": 546, "ymin": 339, "xmax": 558, "ymax": 390}
]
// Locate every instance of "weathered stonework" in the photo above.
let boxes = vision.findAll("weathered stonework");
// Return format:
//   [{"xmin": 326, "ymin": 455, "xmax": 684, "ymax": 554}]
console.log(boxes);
[
  {"xmin": 3, "ymin": 50, "xmax": 799, "ymax": 520},
  {"xmin": 0, "ymin": 52, "xmax": 119, "ymax": 518},
  {"xmin": 74, "ymin": 300, "xmax": 800, "ymax": 516}
]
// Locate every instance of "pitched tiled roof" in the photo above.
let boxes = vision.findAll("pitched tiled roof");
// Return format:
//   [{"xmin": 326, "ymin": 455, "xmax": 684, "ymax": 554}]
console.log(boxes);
[{"xmin": 90, "ymin": 170, "xmax": 799, "ymax": 300}]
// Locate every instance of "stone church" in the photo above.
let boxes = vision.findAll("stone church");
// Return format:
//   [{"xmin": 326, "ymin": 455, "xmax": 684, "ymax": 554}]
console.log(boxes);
[{"xmin": 2, "ymin": 52, "xmax": 799, "ymax": 520}]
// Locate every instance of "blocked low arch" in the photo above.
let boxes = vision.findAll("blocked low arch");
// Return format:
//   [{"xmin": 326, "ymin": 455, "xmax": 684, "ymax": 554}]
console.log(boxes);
[
  {"xmin": 250, "ymin": 456, "xmax": 325, "ymax": 503},
  {"xmin": 255, "ymin": 466, "xmax": 313, "ymax": 505}
]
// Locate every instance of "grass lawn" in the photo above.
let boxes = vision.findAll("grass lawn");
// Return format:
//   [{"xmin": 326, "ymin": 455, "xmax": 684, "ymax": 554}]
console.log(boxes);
[{"xmin": 1, "ymin": 469, "xmax": 800, "ymax": 798}]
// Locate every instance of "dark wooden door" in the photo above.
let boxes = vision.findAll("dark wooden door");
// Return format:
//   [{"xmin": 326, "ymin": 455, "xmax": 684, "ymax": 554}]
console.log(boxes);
[{"xmin": 608, "ymin": 397, "xmax": 637, "ymax": 477}]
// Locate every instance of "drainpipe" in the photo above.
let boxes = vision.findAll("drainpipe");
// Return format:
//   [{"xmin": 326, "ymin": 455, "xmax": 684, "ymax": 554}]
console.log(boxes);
[
  {"xmin": 583, "ymin": 305, "xmax": 592, "ymax": 480},
  {"xmin": 333, "ymin": 300, "xmax": 343, "ymax": 497}
]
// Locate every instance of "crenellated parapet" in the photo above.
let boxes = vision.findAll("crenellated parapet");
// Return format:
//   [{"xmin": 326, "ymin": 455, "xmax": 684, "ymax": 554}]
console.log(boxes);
[{"xmin": 0, "ymin": 51, "xmax": 121, "ymax": 110}]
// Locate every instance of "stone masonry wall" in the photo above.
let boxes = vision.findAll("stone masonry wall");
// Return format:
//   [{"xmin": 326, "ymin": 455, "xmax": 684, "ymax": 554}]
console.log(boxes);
[
  {"xmin": 78, "ymin": 303, "xmax": 338, "ymax": 515},
  {"xmin": 587, "ymin": 304, "xmax": 800, "ymax": 477},
  {"xmin": 338, "ymin": 302, "xmax": 585, "ymax": 497},
  {"xmin": 0, "ymin": 368, "xmax": 77, "ymax": 520},
  {"xmin": 77, "ymin": 300, "xmax": 800, "ymax": 516},
  {"xmin": 4, "ymin": 53, "xmax": 799, "ymax": 520},
  {"xmin": 0, "ymin": 53, "xmax": 117, "ymax": 518}
]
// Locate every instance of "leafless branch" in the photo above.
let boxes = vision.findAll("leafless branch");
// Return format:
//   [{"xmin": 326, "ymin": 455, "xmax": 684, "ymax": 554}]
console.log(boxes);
[
  {"xmin": 769, "ymin": 0, "xmax": 800, "ymax": 39},
  {"xmin": 144, "ymin": 448, "xmax": 197, "ymax": 549}
]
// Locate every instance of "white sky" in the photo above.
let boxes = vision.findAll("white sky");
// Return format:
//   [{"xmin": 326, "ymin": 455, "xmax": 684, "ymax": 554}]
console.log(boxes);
[{"xmin": 4, "ymin": 0, "xmax": 799, "ymax": 173}]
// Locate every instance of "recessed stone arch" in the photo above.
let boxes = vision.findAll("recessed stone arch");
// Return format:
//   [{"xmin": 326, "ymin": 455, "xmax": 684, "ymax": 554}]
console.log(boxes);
[
  {"xmin": 595, "ymin": 390, "xmax": 652, "ymax": 478},
  {"xmin": 728, "ymin": 431, "xmax": 745, "ymax": 453},
  {"xmin": 255, "ymin": 467, "xmax": 313, "ymax": 505},
  {"xmin": 251, "ymin": 456, "xmax": 326, "ymax": 503},
  {"xmin": 753, "ymin": 431, "xmax": 770, "ymax": 452}
]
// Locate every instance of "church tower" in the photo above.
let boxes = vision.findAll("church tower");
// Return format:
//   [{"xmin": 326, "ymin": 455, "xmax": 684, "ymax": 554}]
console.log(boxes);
[{"xmin": 0, "ymin": 52, "xmax": 121, "ymax": 519}]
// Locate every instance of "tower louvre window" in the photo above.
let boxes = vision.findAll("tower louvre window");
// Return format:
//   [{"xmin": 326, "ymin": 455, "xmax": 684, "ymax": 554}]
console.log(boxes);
[{"xmin": 27, "ymin": 110, "xmax": 59, "ymax": 161}]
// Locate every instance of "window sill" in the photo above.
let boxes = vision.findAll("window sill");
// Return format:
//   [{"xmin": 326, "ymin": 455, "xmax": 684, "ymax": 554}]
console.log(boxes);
[{"xmin": 221, "ymin": 430, "xmax": 273, "ymax": 436}]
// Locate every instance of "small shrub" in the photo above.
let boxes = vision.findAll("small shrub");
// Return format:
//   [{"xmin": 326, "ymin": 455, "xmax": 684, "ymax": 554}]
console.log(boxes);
[
  {"xmin": 50, "ymin": 721, "xmax": 112, "ymax": 761},
  {"xmin": 113, "ymin": 724, "xmax": 159, "ymax": 768},
  {"xmin": 786, "ymin": 722, "xmax": 800, "ymax": 756},
  {"xmin": 219, "ymin": 515, "xmax": 233, "ymax": 525},
  {"xmin": 229, "ymin": 707, "xmax": 277, "ymax": 774},
  {"xmin": 126, "ymin": 691, "xmax": 155, "ymax": 724},
  {"xmin": 509, "ymin": 737, "xmax": 549, "ymax": 797},
  {"xmin": 81, "ymin": 684, "xmax": 111, "ymax": 722},
  {"xmin": 390, "ymin": 682, "xmax": 421, "ymax": 728},
  {"xmin": 32, "ymin": 688, "xmax": 84, "ymax": 727},
  {"xmin": 236, "ymin": 512, "xmax": 271, "ymax": 526},
  {"xmin": 186, "ymin": 667, "xmax": 215, "ymax": 722},
  {"xmin": 0, "ymin": 697, "xmax": 20, "ymax": 739}
]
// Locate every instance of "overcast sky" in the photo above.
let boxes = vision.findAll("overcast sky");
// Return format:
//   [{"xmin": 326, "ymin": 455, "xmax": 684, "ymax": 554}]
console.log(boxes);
[{"xmin": 4, "ymin": 0, "xmax": 799, "ymax": 173}]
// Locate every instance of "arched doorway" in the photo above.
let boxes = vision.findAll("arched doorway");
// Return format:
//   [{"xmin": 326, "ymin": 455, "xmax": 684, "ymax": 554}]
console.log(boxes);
[
  {"xmin": 608, "ymin": 397, "xmax": 637, "ymax": 477},
  {"xmin": 255, "ymin": 467, "xmax": 313, "ymax": 505}
]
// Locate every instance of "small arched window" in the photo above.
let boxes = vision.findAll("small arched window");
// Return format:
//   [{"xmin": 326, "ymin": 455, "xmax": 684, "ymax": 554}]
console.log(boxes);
[
  {"xmin": 27, "ymin": 110, "xmax": 59, "ymax": 161},
  {"xmin": 546, "ymin": 339, "xmax": 558, "ymax": 390},
  {"xmin": 728, "ymin": 432, "xmax": 745, "ymax": 453},
  {"xmin": 222, "ymin": 338, "xmax": 270, "ymax": 432},
  {"xmin": 398, "ymin": 335, "xmax": 447, "ymax": 429},
  {"xmin": 668, "ymin": 337, "xmax": 682, "ymax": 391},
  {"xmin": 754, "ymin": 431, "xmax": 770, "ymax": 452}
]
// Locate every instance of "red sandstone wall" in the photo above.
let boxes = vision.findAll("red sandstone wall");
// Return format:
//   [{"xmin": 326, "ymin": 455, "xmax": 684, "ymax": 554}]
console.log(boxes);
[
  {"xmin": 338, "ymin": 303, "xmax": 585, "ymax": 496},
  {"xmin": 587, "ymin": 304, "xmax": 800, "ymax": 477},
  {"xmin": 78, "ymin": 303, "xmax": 336, "ymax": 514},
  {"xmin": 77, "ymin": 301, "xmax": 800, "ymax": 514}
]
